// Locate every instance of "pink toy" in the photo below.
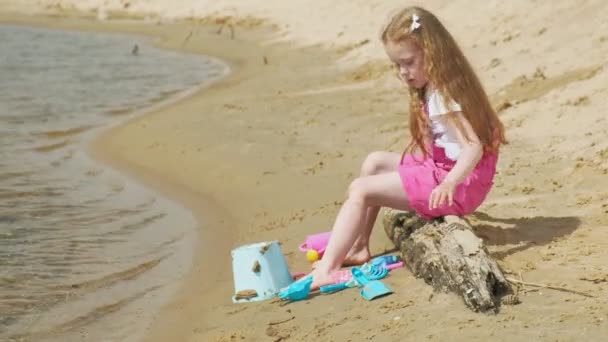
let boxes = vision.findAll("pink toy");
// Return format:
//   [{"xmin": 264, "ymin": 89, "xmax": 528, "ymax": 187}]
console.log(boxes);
[
  {"xmin": 291, "ymin": 272, "xmax": 308, "ymax": 280},
  {"xmin": 298, "ymin": 231, "xmax": 332, "ymax": 257},
  {"xmin": 386, "ymin": 262, "xmax": 405, "ymax": 271}
]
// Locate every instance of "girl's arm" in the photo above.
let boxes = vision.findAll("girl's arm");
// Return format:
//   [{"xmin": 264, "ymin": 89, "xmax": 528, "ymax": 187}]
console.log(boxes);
[
  {"xmin": 442, "ymin": 112, "xmax": 483, "ymax": 185},
  {"xmin": 429, "ymin": 112, "xmax": 483, "ymax": 209}
]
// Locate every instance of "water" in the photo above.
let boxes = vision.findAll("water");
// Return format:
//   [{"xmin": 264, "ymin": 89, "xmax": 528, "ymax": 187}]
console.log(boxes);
[{"xmin": 0, "ymin": 24, "xmax": 227, "ymax": 341}]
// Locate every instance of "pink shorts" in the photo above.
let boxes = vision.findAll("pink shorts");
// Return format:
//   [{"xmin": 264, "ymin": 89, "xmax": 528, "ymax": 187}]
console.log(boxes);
[{"xmin": 398, "ymin": 145, "xmax": 497, "ymax": 219}]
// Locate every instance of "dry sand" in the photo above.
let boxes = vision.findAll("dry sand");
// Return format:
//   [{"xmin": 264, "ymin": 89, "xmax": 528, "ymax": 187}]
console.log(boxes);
[{"xmin": 2, "ymin": 1, "xmax": 608, "ymax": 341}]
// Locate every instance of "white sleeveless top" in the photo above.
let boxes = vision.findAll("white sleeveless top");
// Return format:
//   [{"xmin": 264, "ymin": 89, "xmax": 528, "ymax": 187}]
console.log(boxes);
[{"xmin": 426, "ymin": 89, "xmax": 463, "ymax": 161}]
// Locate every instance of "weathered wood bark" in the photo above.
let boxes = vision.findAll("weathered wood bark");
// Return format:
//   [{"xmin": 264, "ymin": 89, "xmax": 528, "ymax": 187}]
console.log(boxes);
[{"xmin": 382, "ymin": 209, "xmax": 512, "ymax": 313}]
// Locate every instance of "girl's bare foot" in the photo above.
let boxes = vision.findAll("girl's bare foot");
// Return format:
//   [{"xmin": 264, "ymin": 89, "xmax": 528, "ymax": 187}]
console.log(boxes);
[
  {"xmin": 311, "ymin": 245, "xmax": 371, "ymax": 270},
  {"xmin": 283, "ymin": 266, "xmax": 352, "ymax": 292},
  {"xmin": 343, "ymin": 244, "xmax": 371, "ymax": 266},
  {"xmin": 308, "ymin": 268, "xmax": 350, "ymax": 291}
]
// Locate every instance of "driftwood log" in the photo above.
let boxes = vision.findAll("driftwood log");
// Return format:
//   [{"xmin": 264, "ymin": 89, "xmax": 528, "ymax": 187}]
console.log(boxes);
[{"xmin": 382, "ymin": 209, "xmax": 512, "ymax": 313}]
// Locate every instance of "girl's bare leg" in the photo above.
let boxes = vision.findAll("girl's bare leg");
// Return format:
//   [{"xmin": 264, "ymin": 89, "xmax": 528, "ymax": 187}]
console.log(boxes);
[
  {"xmin": 341, "ymin": 206, "xmax": 381, "ymax": 265},
  {"xmin": 343, "ymin": 151, "xmax": 402, "ymax": 265},
  {"xmin": 309, "ymin": 171, "xmax": 411, "ymax": 289}
]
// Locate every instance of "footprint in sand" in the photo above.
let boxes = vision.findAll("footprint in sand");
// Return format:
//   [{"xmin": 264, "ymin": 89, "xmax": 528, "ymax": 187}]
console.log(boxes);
[
  {"xmin": 346, "ymin": 60, "xmax": 393, "ymax": 82},
  {"xmin": 84, "ymin": 168, "xmax": 104, "ymax": 177},
  {"xmin": 336, "ymin": 38, "xmax": 370, "ymax": 57},
  {"xmin": 303, "ymin": 151, "xmax": 344, "ymax": 175},
  {"xmin": 254, "ymin": 208, "xmax": 309, "ymax": 233},
  {"xmin": 223, "ymin": 103, "xmax": 246, "ymax": 111},
  {"xmin": 491, "ymin": 65, "xmax": 603, "ymax": 113},
  {"xmin": 562, "ymin": 96, "xmax": 591, "ymax": 107},
  {"xmin": 488, "ymin": 57, "xmax": 502, "ymax": 69},
  {"xmin": 304, "ymin": 160, "xmax": 325, "ymax": 175},
  {"xmin": 311, "ymin": 200, "xmax": 344, "ymax": 216}
]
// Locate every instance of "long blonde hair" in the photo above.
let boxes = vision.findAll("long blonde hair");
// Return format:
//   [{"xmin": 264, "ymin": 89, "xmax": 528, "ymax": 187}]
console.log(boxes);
[{"xmin": 381, "ymin": 6, "xmax": 506, "ymax": 156}]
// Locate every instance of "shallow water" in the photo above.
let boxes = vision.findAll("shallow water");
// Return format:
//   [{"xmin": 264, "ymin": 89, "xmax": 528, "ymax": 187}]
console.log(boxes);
[{"xmin": 0, "ymin": 24, "xmax": 226, "ymax": 341}]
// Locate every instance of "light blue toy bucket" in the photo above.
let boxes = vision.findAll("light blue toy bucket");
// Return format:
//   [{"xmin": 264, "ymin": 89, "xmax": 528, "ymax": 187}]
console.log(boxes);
[{"xmin": 231, "ymin": 241, "xmax": 294, "ymax": 303}]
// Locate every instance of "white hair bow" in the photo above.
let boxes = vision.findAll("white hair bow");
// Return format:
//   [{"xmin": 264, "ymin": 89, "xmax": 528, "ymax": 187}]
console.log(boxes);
[{"xmin": 410, "ymin": 14, "xmax": 421, "ymax": 32}]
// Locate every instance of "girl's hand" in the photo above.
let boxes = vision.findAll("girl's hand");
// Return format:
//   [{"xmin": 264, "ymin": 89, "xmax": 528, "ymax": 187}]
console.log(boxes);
[{"xmin": 429, "ymin": 180, "xmax": 456, "ymax": 210}]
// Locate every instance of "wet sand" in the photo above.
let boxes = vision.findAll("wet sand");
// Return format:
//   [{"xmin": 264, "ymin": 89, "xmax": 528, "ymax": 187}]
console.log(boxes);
[{"xmin": 2, "ymin": 1, "xmax": 608, "ymax": 341}]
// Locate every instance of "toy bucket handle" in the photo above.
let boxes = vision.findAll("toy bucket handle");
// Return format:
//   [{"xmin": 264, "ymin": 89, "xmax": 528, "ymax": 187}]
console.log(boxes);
[{"xmin": 299, "ymin": 243, "xmax": 326, "ymax": 254}]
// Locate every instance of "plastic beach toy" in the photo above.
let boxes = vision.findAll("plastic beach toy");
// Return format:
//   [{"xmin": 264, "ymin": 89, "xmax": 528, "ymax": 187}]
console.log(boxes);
[
  {"xmin": 231, "ymin": 241, "xmax": 294, "ymax": 303},
  {"xmin": 385, "ymin": 262, "xmax": 404, "ymax": 271},
  {"xmin": 371, "ymin": 255, "xmax": 401, "ymax": 268},
  {"xmin": 319, "ymin": 282, "xmax": 350, "ymax": 294},
  {"xmin": 319, "ymin": 264, "xmax": 389, "ymax": 294},
  {"xmin": 319, "ymin": 269, "xmax": 356, "ymax": 294},
  {"xmin": 306, "ymin": 249, "xmax": 320, "ymax": 263},
  {"xmin": 278, "ymin": 276, "xmax": 313, "ymax": 301},
  {"xmin": 351, "ymin": 267, "xmax": 393, "ymax": 301},
  {"xmin": 299, "ymin": 231, "xmax": 331, "ymax": 257},
  {"xmin": 361, "ymin": 264, "xmax": 389, "ymax": 280}
]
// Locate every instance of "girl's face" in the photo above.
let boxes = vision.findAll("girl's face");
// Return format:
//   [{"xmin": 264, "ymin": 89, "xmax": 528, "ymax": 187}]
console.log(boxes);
[{"xmin": 384, "ymin": 39, "xmax": 428, "ymax": 89}]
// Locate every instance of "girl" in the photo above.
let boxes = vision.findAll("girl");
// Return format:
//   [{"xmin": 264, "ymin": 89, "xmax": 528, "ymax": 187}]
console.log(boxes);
[{"xmin": 307, "ymin": 6, "xmax": 506, "ymax": 290}]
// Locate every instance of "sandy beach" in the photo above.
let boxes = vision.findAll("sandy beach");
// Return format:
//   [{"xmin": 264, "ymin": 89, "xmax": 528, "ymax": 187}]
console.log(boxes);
[{"xmin": 2, "ymin": 1, "xmax": 608, "ymax": 341}]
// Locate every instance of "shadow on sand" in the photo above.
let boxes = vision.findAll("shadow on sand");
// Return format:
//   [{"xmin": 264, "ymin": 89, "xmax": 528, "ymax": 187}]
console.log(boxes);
[{"xmin": 468, "ymin": 212, "xmax": 582, "ymax": 259}]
